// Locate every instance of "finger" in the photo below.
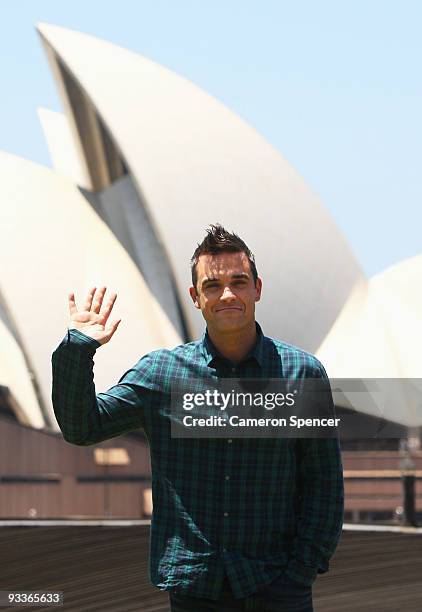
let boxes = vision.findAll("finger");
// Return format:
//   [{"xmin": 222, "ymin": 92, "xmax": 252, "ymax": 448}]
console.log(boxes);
[
  {"xmin": 91, "ymin": 286, "xmax": 107, "ymax": 314},
  {"xmin": 82, "ymin": 286, "xmax": 97, "ymax": 312},
  {"xmin": 68, "ymin": 292, "xmax": 78, "ymax": 317},
  {"xmin": 99, "ymin": 293, "xmax": 117, "ymax": 325}
]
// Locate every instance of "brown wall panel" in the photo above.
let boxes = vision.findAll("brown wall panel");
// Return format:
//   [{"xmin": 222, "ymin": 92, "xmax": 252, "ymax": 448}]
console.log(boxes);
[
  {"xmin": 2, "ymin": 416, "xmax": 422, "ymax": 519},
  {"xmin": 0, "ymin": 417, "xmax": 151, "ymax": 518}
]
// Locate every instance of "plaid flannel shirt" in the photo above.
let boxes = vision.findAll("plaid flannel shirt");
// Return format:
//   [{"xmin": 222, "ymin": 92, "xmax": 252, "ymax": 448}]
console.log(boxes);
[{"xmin": 51, "ymin": 322, "xmax": 344, "ymax": 600}]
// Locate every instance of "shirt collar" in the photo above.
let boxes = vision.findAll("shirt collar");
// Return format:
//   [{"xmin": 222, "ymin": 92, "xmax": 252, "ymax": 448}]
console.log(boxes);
[{"xmin": 201, "ymin": 321, "xmax": 265, "ymax": 368}]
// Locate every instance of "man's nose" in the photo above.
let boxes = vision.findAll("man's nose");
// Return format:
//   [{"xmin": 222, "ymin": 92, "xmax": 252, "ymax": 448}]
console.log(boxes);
[{"xmin": 221, "ymin": 286, "xmax": 236, "ymax": 300}]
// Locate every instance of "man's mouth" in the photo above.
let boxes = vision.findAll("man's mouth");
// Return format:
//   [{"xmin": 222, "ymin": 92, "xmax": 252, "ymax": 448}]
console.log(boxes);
[{"xmin": 216, "ymin": 307, "xmax": 242, "ymax": 312}]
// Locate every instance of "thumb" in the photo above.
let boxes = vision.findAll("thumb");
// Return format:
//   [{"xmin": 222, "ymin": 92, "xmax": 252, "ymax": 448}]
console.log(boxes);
[{"xmin": 109, "ymin": 318, "xmax": 122, "ymax": 337}]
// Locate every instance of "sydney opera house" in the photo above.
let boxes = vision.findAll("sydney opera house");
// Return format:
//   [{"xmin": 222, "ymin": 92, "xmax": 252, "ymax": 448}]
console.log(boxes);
[{"xmin": 0, "ymin": 23, "xmax": 421, "ymax": 521}]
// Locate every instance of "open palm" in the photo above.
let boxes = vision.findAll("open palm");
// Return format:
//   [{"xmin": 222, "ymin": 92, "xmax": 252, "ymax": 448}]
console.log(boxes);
[{"xmin": 68, "ymin": 286, "xmax": 121, "ymax": 346}]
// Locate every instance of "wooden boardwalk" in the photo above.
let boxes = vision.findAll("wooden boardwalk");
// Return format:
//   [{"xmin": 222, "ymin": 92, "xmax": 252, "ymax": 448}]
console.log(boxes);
[{"xmin": 0, "ymin": 523, "xmax": 421, "ymax": 611}]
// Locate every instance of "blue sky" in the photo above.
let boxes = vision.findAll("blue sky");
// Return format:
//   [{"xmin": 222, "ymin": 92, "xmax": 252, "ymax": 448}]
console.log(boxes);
[{"xmin": 1, "ymin": 1, "xmax": 421, "ymax": 277}]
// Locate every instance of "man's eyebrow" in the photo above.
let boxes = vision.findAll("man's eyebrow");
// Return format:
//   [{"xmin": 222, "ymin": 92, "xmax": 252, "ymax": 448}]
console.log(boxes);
[
  {"xmin": 202, "ymin": 273, "xmax": 249, "ymax": 285},
  {"xmin": 202, "ymin": 277, "xmax": 220, "ymax": 285}
]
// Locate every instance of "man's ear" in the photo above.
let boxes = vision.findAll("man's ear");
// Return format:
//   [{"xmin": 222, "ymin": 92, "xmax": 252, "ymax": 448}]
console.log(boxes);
[
  {"xmin": 189, "ymin": 286, "xmax": 201, "ymax": 309},
  {"xmin": 255, "ymin": 277, "xmax": 262, "ymax": 302}
]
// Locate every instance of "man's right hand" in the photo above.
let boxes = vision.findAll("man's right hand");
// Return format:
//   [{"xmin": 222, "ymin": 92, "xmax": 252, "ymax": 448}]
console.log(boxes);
[{"xmin": 68, "ymin": 286, "xmax": 121, "ymax": 346}]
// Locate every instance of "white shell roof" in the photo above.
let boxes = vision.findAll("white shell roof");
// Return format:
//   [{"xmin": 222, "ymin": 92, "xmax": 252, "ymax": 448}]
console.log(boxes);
[
  {"xmin": 317, "ymin": 256, "xmax": 422, "ymax": 426},
  {"xmin": 0, "ymin": 315, "xmax": 44, "ymax": 428},
  {"xmin": 2, "ymin": 23, "xmax": 419, "ymax": 431},
  {"xmin": 37, "ymin": 107, "xmax": 89, "ymax": 188},
  {"xmin": 37, "ymin": 22, "xmax": 364, "ymax": 352},
  {"xmin": 0, "ymin": 151, "xmax": 181, "ymax": 430}
]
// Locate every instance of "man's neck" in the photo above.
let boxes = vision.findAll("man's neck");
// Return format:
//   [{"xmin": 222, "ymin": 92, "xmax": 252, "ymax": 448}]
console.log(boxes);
[{"xmin": 207, "ymin": 322, "xmax": 257, "ymax": 364}]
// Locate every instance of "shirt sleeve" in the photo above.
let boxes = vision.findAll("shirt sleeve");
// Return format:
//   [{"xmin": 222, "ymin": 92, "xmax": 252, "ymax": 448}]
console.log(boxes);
[
  {"xmin": 51, "ymin": 328, "xmax": 158, "ymax": 446},
  {"xmin": 285, "ymin": 362, "xmax": 344, "ymax": 586}
]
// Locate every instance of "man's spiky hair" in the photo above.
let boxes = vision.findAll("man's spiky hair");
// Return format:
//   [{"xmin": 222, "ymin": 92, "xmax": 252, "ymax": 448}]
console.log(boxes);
[{"xmin": 190, "ymin": 223, "xmax": 258, "ymax": 291}]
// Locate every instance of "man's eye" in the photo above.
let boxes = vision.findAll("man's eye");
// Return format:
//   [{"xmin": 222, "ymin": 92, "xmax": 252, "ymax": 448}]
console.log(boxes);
[{"xmin": 206, "ymin": 283, "xmax": 219, "ymax": 289}]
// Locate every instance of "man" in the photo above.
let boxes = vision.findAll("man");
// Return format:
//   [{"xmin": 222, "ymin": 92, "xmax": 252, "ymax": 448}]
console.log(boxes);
[{"xmin": 52, "ymin": 224, "xmax": 344, "ymax": 611}]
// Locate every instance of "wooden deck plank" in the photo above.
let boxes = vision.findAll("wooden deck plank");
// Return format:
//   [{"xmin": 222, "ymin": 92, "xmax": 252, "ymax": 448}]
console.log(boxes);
[{"xmin": 0, "ymin": 525, "xmax": 421, "ymax": 611}]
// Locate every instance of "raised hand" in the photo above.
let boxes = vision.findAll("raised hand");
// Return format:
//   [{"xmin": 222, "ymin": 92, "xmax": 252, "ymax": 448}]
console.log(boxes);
[{"xmin": 68, "ymin": 286, "xmax": 121, "ymax": 346}]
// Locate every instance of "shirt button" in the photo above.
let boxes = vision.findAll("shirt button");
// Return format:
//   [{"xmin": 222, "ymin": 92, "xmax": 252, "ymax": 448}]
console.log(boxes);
[
  {"xmin": 224, "ymin": 512, "xmax": 229, "ymax": 517},
  {"xmin": 228, "ymin": 439, "xmax": 232, "ymax": 443},
  {"xmin": 225, "ymin": 475, "xmax": 230, "ymax": 480}
]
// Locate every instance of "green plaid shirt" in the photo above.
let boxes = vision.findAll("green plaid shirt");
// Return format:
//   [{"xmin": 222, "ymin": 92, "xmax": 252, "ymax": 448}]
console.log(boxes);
[{"xmin": 51, "ymin": 322, "xmax": 344, "ymax": 600}]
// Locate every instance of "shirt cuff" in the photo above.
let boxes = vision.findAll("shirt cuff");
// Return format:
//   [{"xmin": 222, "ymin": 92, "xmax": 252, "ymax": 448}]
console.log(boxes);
[
  {"xmin": 65, "ymin": 328, "xmax": 102, "ymax": 352},
  {"xmin": 284, "ymin": 558, "xmax": 319, "ymax": 586}
]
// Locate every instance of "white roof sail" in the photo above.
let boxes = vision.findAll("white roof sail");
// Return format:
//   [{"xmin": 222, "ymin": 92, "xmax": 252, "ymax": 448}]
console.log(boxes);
[
  {"xmin": 0, "ymin": 152, "xmax": 181, "ymax": 430},
  {"xmin": 316, "ymin": 257, "xmax": 422, "ymax": 426},
  {"xmin": 37, "ymin": 108, "xmax": 89, "ymax": 188},
  {"xmin": 37, "ymin": 23, "xmax": 364, "ymax": 352},
  {"xmin": 318, "ymin": 255, "xmax": 422, "ymax": 380},
  {"xmin": 0, "ymin": 316, "xmax": 44, "ymax": 428},
  {"xmin": 369, "ymin": 254, "xmax": 422, "ymax": 379}
]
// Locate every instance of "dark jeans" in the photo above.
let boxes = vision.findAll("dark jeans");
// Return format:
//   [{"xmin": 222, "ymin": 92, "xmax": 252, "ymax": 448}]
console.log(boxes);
[{"xmin": 169, "ymin": 574, "xmax": 313, "ymax": 611}]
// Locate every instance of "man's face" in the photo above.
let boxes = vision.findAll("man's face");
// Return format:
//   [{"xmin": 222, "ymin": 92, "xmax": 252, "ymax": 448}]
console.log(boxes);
[{"xmin": 189, "ymin": 252, "xmax": 262, "ymax": 333}]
